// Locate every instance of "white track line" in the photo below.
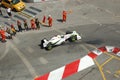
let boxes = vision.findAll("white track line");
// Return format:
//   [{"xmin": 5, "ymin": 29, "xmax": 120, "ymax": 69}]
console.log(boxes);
[
  {"xmin": 39, "ymin": 57, "xmax": 48, "ymax": 64},
  {"xmin": 0, "ymin": 42, "xmax": 10, "ymax": 61},
  {"xmin": 26, "ymin": 47, "xmax": 34, "ymax": 53},
  {"xmin": 8, "ymin": 41, "xmax": 38, "ymax": 77}
]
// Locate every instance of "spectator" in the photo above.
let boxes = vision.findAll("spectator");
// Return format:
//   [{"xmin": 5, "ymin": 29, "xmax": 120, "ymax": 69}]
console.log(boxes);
[
  {"xmin": 11, "ymin": 24, "xmax": 16, "ymax": 36},
  {"xmin": 42, "ymin": 15, "xmax": 46, "ymax": 23},
  {"xmin": 62, "ymin": 10, "xmax": 67, "ymax": 22},
  {"xmin": 6, "ymin": 8, "xmax": 12, "ymax": 19},
  {"xmin": 23, "ymin": 19, "xmax": 29, "ymax": 31},
  {"xmin": 6, "ymin": 27, "xmax": 13, "ymax": 39},
  {"xmin": 35, "ymin": 18, "xmax": 40, "ymax": 30},
  {"xmin": 0, "ymin": 28, "xmax": 6, "ymax": 42},
  {"xmin": 47, "ymin": 15, "xmax": 53, "ymax": 27},
  {"xmin": 30, "ymin": 19, "xmax": 36, "ymax": 30},
  {"xmin": 17, "ymin": 20, "xmax": 22, "ymax": 32}
]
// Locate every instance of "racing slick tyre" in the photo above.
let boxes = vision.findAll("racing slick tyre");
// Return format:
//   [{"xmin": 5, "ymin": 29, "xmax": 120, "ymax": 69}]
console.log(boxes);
[
  {"xmin": 66, "ymin": 31, "xmax": 72, "ymax": 34},
  {"xmin": 69, "ymin": 35, "xmax": 77, "ymax": 42},
  {"xmin": 40, "ymin": 39, "xmax": 44, "ymax": 49},
  {"xmin": 45, "ymin": 43, "xmax": 53, "ymax": 50}
]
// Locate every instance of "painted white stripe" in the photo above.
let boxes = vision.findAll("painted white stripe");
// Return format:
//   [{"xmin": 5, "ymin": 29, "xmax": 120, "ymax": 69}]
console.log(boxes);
[
  {"xmin": 39, "ymin": 57, "xmax": 48, "ymax": 64},
  {"xmin": 105, "ymin": 46, "xmax": 114, "ymax": 52},
  {"xmin": 78, "ymin": 55, "xmax": 94, "ymax": 72},
  {"xmin": 116, "ymin": 30, "xmax": 120, "ymax": 34},
  {"xmin": 0, "ymin": 42, "xmax": 10, "ymax": 61},
  {"xmin": 48, "ymin": 66, "xmax": 65, "ymax": 80},
  {"xmin": 92, "ymin": 49, "xmax": 103, "ymax": 56},
  {"xmin": 26, "ymin": 47, "xmax": 34, "ymax": 53},
  {"xmin": 13, "ymin": 37, "xmax": 20, "ymax": 44},
  {"xmin": 8, "ymin": 41, "xmax": 38, "ymax": 77},
  {"xmin": 117, "ymin": 51, "xmax": 120, "ymax": 56}
]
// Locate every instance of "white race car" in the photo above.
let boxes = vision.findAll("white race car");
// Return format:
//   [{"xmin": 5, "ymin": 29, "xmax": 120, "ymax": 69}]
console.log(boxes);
[{"xmin": 41, "ymin": 31, "xmax": 82, "ymax": 50}]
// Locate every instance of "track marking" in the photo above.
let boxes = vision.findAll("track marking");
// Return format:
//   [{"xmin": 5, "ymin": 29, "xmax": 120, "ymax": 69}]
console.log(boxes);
[
  {"xmin": 26, "ymin": 47, "xmax": 34, "ymax": 53},
  {"xmin": 94, "ymin": 59, "xmax": 106, "ymax": 80},
  {"xmin": 87, "ymin": 44, "xmax": 120, "ymax": 80},
  {"xmin": 114, "ymin": 70, "xmax": 120, "ymax": 78},
  {"xmin": 8, "ymin": 41, "xmax": 38, "ymax": 78},
  {"xmin": 83, "ymin": 44, "xmax": 108, "ymax": 80},
  {"xmin": 104, "ymin": 52, "xmax": 120, "ymax": 61},
  {"xmin": 114, "ymin": 74, "xmax": 120, "ymax": 78},
  {"xmin": 13, "ymin": 37, "xmax": 20, "ymax": 44},
  {"xmin": 106, "ymin": 70, "xmax": 111, "ymax": 74},
  {"xmin": 39, "ymin": 57, "xmax": 48, "ymax": 64},
  {"xmin": 115, "ymin": 70, "xmax": 120, "ymax": 75},
  {"xmin": 0, "ymin": 42, "xmax": 10, "ymax": 61},
  {"xmin": 116, "ymin": 30, "xmax": 120, "ymax": 34},
  {"xmin": 100, "ymin": 56, "xmax": 114, "ymax": 67}
]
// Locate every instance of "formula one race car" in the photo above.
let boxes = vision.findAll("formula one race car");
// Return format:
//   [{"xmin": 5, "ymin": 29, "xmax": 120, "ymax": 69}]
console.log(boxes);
[{"xmin": 40, "ymin": 31, "xmax": 82, "ymax": 50}]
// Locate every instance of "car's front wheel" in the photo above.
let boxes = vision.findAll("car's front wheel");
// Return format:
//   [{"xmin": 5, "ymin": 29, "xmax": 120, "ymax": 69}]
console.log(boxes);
[
  {"xmin": 69, "ymin": 35, "xmax": 77, "ymax": 42},
  {"xmin": 66, "ymin": 31, "xmax": 72, "ymax": 34},
  {"xmin": 45, "ymin": 43, "xmax": 53, "ymax": 50}
]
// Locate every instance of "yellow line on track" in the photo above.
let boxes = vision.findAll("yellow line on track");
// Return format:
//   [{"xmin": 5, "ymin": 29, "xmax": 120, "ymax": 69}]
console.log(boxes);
[
  {"xmin": 106, "ymin": 70, "xmax": 111, "ymax": 74},
  {"xmin": 100, "ymin": 56, "xmax": 113, "ymax": 67},
  {"xmin": 84, "ymin": 44, "xmax": 110, "ymax": 80},
  {"xmin": 104, "ymin": 52, "xmax": 120, "ymax": 61},
  {"xmin": 81, "ymin": 44, "xmax": 107, "ymax": 80},
  {"xmin": 94, "ymin": 59, "xmax": 106, "ymax": 80},
  {"xmin": 115, "ymin": 70, "xmax": 120, "ymax": 75},
  {"xmin": 114, "ymin": 74, "xmax": 120, "ymax": 78}
]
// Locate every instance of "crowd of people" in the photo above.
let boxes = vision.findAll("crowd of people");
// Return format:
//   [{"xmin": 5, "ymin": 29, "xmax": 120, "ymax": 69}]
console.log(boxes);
[
  {"xmin": 0, "ymin": 17, "xmax": 43, "ymax": 43},
  {"xmin": 0, "ymin": 9, "xmax": 68, "ymax": 43}
]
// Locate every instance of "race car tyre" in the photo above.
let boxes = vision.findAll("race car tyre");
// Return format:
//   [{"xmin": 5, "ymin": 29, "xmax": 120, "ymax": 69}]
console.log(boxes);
[
  {"xmin": 69, "ymin": 35, "xmax": 77, "ymax": 42},
  {"xmin": 40, "ymin": 40, "xmax": 44, "ymax": 49},
  {"xmin": 66, "ymin": 31, "xmax": 72, "ymax": 34},
  {"xmin": 45, "ymin": 43, "xmax": 53, "ymax": 50}
]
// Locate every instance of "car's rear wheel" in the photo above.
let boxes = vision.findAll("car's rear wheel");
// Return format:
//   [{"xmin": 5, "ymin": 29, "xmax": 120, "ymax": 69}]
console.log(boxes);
[
  {"xmin": 40, "ymin": 39, "xmax": 44, "ymax": 49},
  {"xmin": 69, "ymin": 35, "xmax": 77, "ymax": 42},
  {"xmin": 46, "ymin": 43, "xmax": 53, "ymax": 50},
  {"xmin": 66, "ymin": 31, "xmax": 72, "ymax": 34}
]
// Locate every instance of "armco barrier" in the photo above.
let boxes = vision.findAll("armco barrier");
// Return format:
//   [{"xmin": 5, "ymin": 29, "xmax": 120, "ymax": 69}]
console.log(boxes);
[{"xmin": 35, "ymin": 46, "xmax": 120, "ymax": 80}]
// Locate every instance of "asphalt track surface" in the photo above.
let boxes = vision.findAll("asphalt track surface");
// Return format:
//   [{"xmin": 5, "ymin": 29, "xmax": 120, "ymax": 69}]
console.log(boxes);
[{"xmin": 0, "ymin": 0, "xmax": 120, "ymax": 80}]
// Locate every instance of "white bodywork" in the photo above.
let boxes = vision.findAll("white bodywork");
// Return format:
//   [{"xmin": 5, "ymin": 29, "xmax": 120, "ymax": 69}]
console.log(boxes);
[{"xmin": 42, "ymin": 31, "xmax": 81, "ymax": 48}]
